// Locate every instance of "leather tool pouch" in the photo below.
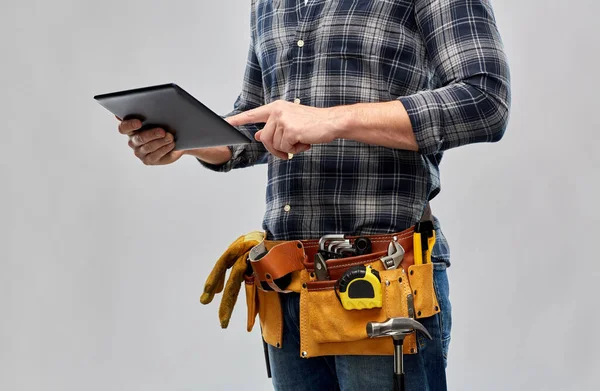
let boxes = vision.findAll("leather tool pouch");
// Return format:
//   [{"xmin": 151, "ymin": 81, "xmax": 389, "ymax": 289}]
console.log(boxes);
[
  {"xmin": 298, "ymin": 258, "xmax": 440, "ymax": 358},
  {"xmin": 244, "ymin": 240, "xmax": 306, "ymax": 348},
  {"xmin": 244, "ymin": 230, "xmax": 441, "ymax": 358}
]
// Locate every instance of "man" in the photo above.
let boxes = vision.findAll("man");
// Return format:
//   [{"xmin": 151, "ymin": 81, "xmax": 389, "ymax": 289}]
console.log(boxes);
[{"xmin": 117, "ymin": 0, "xmax": 510, "ymax": 389}]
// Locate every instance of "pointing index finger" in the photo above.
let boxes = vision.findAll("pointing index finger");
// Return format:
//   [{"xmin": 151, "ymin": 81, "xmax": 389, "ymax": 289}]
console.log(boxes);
[{"xmin": 226, "ymin": 105, "xmax": 272, "ymax": 127}]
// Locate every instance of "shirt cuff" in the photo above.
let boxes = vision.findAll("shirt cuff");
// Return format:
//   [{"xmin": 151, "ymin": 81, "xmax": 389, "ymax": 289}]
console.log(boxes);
[
  {"xmin": 197, "ymin": 143, "xmax": 265, "ymax": 172},
  {"xmin": 398, "ymin": 92, "xmax": 444, "ymax": 156},
  {"xmin": 196, "ymin": 145, "xmax": 235, "ymax": 172}
]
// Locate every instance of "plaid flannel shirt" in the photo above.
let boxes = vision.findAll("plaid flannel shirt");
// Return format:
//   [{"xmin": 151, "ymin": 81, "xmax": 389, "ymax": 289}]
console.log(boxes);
[{"xmin": 201, "ymin": 0, "xmax": 511, "ymax": 264}]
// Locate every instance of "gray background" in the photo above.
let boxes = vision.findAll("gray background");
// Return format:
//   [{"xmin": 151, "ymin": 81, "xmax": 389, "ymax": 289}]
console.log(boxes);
[{"xmin": 1, "ymin": 0, "xmax": 598, "ymax": 390}]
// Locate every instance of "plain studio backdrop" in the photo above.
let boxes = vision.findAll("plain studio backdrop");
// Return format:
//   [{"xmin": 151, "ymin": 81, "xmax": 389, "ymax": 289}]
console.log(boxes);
[{"xmin": 1, "ymin": 0, "xmax": 598, "ymax": 390}]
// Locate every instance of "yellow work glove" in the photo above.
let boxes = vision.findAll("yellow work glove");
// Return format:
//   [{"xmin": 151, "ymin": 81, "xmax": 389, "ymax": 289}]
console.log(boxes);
[{"xmin": 200, "ymin": 231, "xmax": 264, "ymax": 328}]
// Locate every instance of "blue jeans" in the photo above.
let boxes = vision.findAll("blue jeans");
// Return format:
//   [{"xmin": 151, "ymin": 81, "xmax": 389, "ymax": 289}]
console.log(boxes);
[{"xmin": 267, "ymin": 262, "xmax": 452, "ymax": 391}]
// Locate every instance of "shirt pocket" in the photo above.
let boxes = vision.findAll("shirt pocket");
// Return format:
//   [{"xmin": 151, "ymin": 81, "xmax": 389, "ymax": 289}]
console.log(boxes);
[{"xmin": 315, "ymin": 0, "xmax": 413, "ymax": 58}]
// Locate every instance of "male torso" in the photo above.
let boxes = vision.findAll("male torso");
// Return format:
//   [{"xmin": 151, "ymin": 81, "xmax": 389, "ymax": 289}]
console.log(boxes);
[{"xmin": 253, "ymin": 0, "xmax": 449, "ymax": 261}]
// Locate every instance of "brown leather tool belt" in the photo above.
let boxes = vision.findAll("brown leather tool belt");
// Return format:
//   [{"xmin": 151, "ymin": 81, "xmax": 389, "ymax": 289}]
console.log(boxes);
[
  {"xmin": 247, "ymin": 202, "xmax": 432, "ymax": 292},
  {"xmin": 242, "ymin": 203, "xmax": 439, "ymax": 359},
  {"xmin": 247, "ymin": 228, "xmax": 419, "ymax": 292}
]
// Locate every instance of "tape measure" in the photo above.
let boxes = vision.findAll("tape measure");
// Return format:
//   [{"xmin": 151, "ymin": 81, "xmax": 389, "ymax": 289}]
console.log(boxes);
[{"xmin": 335, "ymin": 265, "xmax": 383, "ymax": 310}]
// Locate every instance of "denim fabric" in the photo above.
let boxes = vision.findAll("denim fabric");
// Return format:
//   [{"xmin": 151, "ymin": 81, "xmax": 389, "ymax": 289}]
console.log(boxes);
[{"xmin": 267, "ymin": 261, "xmax": 451, "ymax": 391}]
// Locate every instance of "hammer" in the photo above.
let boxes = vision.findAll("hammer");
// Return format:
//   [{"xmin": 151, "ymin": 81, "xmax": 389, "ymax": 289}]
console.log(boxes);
[{"xmin": 367, "ymin": 318, "xmax": 432, "ymax": 391}]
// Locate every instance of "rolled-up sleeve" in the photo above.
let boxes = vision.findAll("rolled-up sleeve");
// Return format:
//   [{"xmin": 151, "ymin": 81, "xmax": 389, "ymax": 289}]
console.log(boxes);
[
  {"xmin": 398, "ymin": 0, "xmax": 511, "ymax": 155},
  {"xmin": 199, "ymin": 20, "xmax": 268, "ymax": 172}
]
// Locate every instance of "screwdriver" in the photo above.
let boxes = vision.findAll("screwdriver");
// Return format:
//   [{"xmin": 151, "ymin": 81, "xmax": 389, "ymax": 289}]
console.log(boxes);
[{"xmin": 413, "ymin": 221, "xmax": 435, "ymax": 265}]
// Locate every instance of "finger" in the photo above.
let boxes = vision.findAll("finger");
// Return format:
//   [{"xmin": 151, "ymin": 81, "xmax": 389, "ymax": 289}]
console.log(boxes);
[
  {"xmin": 274, "ymin": 125, "xmax": 297, "ymax": 154},
  {"xmin": 259, "ymin": 120, "xmax": 289, "ymax": 160},
  {"xmin": 141, "ymin": 141, "xmax": 175, "ymax": 165},
  {"xmin": 267, "ymin": 125, "xmax": 291, "ymax": 160},
  {"xmin": 272, "ymin": 125, "xmax": 284, "ymax": 152},
  {"xmin": 226, "ymin": 104, "xmax": 273, "ymax": 127},
  {"xmin": 201, "ymin": 271, "xmax": 226, "ymax": 305},
  {"xmin": 129, "ymin": 128, "xmax": 167, "ymax": 147},
  {"xmin": 260, "ymin": 120, "xmax": 276, "ymax": 151},
  {"xmin": 132, "ymin": 134, "xmax": 174, "ymax": 155},
  {"xmin": 267, "ymin": 148, "xmax": 289, "ymax": 160},
  {"xmin": 292, "ymin": 143, "xmax": 311, "ymax": 154},
  {"xmin": 218, "ymin": 252, "xmax": 249, "ymax": 328},
  {"xmin": 279, "ymin": 137, "xmax": 298, "ymax": 154},
  {"xmin": 200, "ymin": 235, "xmax": 250, "ymax": 304},
  {"xmin": 118, "ymin": 119, "xmax": 143, "ymax": 135}
]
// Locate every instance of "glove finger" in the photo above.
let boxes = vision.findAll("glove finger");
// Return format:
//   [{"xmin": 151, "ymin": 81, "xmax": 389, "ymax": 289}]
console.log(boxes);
[
  {"xmin": 204, "ymin": 240, "xmax": 257, "ymax": 296},
  {"xmin": 218, "ymin": 252, "xmax": 250, "ymax": 328},
  {"xmin": 215, "ymin": 272, "xmax": 226, "ymax": 293},
  {"xmin": 200, "ymin": 251, "xmax": 248, "ymax": 304},
  {"xmin": 200, "ymin": 236, "xmax": 246, "ymax": 304},
  {"xmin": 201, "ymin": 236, "xmax": 260, "ymax": 305},
  {"xmin": 200, "ymin": 273, "xmax": 226, "ymax": 304},
  {"xmin": 204, "ymin": 237, "xmax": 258, "ymax": 288}
]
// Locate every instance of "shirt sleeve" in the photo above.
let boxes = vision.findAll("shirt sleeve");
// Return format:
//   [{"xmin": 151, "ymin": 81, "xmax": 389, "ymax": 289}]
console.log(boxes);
[
  {"xmin": 199, "ymin": 29, "xmax": 268, "ymax": 172},
  {"xmin": 397, "ymin": 0, "xmax": 511, "ymax": 155}
]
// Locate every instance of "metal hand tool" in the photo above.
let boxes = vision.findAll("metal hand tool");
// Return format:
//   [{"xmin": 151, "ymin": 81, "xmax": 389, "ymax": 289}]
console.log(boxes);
[
  {"xmin": 331, "ymin": 241, "xmax": 355, "ymax": 255},
  {"xmin": 314, "ymin": 234, "xmax": 345, "ymax": 281},
  {"xmin": 328, "ymin": 240, "xmax": 350, "ymax": 253},
  {"xmin": 380, "ymin": 238, "xmax": 405, "ymax": 270},
  {"xmin": 367, "ymin": 318, "xmax": 432, "ymax": 391},
  {"xmin": 319, "ymin": 234, "xmax": 345, "ymax": 252},
  {"xmin": 353, "ymin": 237, "xmax": 372, "ymax": 255},
  {"xmin": 314, "ymin": 252, "xmax": 330, "ymax": 281},
  {"xmin": 406, "ymin": 294, "xmax": 415, "ymax": 319}
]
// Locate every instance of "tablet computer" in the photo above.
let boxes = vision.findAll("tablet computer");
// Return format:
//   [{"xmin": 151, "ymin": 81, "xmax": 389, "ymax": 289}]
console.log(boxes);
[{"xmin": 94, "ymin": 83, "xmax": 252, "ymax": 150}]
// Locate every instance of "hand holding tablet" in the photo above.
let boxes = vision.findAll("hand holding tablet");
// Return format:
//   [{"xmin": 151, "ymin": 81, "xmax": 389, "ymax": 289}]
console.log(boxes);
[
  {"xmin": 116, "ymin": 118, "xmax": 187, "ymax": 165},
  {"xmin": 94, "ymin": 83, "xmax": 252, "ymax": 165}
]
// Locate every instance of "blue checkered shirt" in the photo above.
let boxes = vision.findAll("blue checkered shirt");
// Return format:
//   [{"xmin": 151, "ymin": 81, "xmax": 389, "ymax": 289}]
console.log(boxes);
[{"xmin": 201, "ymin": 0, "xmax": 511, "ymax": 265}]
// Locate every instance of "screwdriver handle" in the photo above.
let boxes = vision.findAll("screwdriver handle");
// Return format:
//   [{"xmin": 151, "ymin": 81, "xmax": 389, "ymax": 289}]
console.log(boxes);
[
  {"xmin": 425, "ymin": 231, "xmax": 436, "ymax": 264},
  {"xmin": 414, "ymin": 221, "xmax": 434, "ymax": 265},
  {"xmin": 413, "ymin": 232, "xmax": 423, "ymax": 265}
]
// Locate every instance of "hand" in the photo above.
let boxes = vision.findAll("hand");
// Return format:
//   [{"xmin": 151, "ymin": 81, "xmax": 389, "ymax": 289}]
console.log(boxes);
[
  {"xmin": 117, "ymin": 118, "xmax": 184, "ymax": 165},
  {"xmin": 226, "ymin": 100, "xmax": 343, "ymax": 160}
]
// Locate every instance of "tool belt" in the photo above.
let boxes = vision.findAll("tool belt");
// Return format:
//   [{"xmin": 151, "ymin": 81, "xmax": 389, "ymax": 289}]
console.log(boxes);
[
  {"xmin": 239, "ymin": 215, "xmax": 440, "ymax": 358},
  {"xmin": 200, "ymin": 204, "xmax": 439, "ymax": 360}
]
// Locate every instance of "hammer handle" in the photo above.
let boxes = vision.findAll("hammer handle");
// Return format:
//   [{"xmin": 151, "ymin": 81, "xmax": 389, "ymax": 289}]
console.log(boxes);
[{"xmin": 394, "ymin": 373, "xmax": 405, "ymax": 391}]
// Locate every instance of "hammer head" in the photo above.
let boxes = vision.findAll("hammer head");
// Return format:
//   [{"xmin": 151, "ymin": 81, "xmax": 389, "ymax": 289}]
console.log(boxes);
[{"xmin": 367, "ymin": 317, "xmax": 432, "ymax": 341}]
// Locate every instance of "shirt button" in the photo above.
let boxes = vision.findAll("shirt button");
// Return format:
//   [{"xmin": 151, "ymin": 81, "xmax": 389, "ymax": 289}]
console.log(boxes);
[
  {"xmin": 297, "ymin": 39, "xmax": 305, "ymax": 47},
  {"xmin": 293, "ymin": 98, "xmax": 301, "ymax": 104},
  {"xmin": 284, "ymin": 205, "xmax": 291, "ymax": 212}
]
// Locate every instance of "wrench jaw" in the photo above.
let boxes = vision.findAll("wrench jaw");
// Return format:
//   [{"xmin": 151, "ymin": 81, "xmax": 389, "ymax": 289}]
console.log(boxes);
[{"xmin": 380, "ymin": 240, "xmax": 405, "ymax": 270}]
